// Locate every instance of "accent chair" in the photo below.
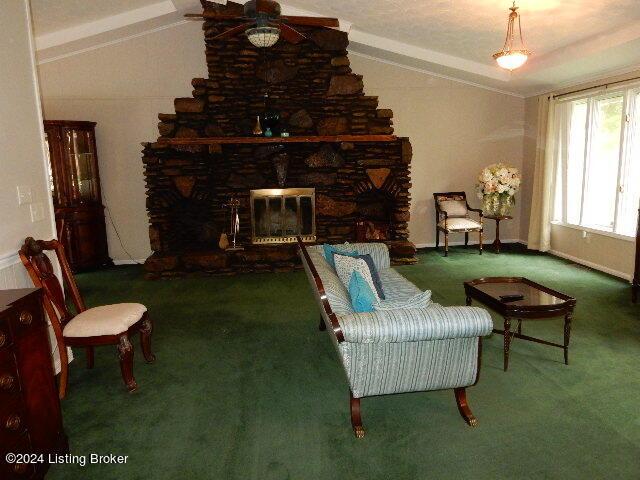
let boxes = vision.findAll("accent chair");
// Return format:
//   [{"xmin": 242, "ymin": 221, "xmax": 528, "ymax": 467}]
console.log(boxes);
[
  {"xmin": 19, "ymin": 237, "xmax": 155, "ymax": 398},
  {"xmin": 434, "ymin": 192, "xmax": 483, "ymax": 256}
]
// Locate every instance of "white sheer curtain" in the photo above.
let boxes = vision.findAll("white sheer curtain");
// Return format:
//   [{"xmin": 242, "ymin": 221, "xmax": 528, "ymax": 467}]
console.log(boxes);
[{"xmin": 527, "ymin": 95, "xmax": 558, "ymax": 251}]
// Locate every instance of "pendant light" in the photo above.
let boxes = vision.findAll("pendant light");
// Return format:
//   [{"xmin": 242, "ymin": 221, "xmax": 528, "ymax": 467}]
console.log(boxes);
[
  {"xmin": 493, "ymin": 1, "xmax": 531, "ymax": 71},
  {"xmin": 246, "ymin": 17, "xmax": 280, "ymax": 48}
]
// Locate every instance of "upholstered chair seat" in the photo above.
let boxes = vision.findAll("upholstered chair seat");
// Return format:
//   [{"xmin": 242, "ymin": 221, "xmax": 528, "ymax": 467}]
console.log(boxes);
[
  {"xmin": 437, "ymin": 217, "xmax": 482, "ymax": 231},
  {"xmin": 63, "ymin": 304, "xmax": 148, "ymax": 337}
]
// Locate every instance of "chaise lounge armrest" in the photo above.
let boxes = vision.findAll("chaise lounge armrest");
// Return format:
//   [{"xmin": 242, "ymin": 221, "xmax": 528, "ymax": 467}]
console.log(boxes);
[{"xmin": 338, "ymin": 305, "xmax": 493, "ymax": 344}]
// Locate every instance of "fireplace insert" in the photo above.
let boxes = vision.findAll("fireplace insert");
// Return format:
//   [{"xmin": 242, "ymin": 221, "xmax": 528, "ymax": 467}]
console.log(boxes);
[{"xmin": 250, "ymin": 188, "xmax": 315, "ymax": 244}]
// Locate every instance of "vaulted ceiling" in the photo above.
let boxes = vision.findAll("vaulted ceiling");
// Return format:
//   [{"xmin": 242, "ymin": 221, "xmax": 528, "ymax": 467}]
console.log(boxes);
[{"xmin": 30, "ymin": 0, "xmax": 640, "ymax": 97}]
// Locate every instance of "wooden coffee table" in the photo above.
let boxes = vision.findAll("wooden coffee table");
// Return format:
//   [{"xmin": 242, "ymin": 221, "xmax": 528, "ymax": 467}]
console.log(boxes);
[{"xmin": 464, "ymin": 277, "xmax": 576, "ymax": 371}]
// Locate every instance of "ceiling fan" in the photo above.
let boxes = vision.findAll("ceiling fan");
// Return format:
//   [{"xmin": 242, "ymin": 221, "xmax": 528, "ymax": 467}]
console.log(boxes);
[{"xmin": 186, "ymin": 0, "xmax": 339, "ymax": 47}]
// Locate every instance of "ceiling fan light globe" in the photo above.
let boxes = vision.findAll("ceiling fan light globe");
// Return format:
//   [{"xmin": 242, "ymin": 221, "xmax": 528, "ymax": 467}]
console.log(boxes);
[
  {"xmin": 494, "ymin": 51, "xmax": 528, "ymax": 70},
  {"xmin": 246, "ymin": 26, "xmax": 280, "ymax": 47}
]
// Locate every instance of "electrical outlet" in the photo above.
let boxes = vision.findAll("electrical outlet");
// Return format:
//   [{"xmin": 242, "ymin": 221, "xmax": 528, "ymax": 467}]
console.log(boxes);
[
  {"xmin": 16, "ymin": 185, "xmax": 32, "ymax": 205},
  {"xmin": 30, "ymin": 202, "xmax": 45, "ymax": 222}
]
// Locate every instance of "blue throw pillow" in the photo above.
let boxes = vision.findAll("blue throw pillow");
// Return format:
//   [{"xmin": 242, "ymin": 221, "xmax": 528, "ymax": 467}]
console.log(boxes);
[
  {"xmin": 357, "ymin": 254, "xmax": 385, "ymax": 300},
  {"xmin": 323, "ymin": 244, "xmax": 358, "ymax": 269},
  {"xmin": 349, "ymin": 270, "xmax": 377, "ymax": 313}
]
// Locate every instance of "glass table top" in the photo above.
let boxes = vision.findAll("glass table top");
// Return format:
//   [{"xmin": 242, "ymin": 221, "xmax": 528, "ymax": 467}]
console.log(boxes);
[{"xmin": 473, "ymin": 281, "xmax": 569, "ymax": 307}]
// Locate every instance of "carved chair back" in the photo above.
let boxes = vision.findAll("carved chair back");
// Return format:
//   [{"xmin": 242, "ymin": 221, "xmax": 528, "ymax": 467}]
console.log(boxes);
[
  {"xmin": 19, "ymin": 237, "xmax": 87, "ymax": 334},
  {"xmin": 433, "ymin": 191, "xmax": 471, "ymax": 222}
]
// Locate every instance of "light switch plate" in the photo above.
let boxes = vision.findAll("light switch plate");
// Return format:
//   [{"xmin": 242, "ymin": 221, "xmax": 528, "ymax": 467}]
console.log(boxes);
[
  {"xmin": 30, "ymin": 202, "xmax": 45, "ymax": 222},
  {"xmin": 17, "ymin": 185, "xmax": 32, "ymax": 205}
]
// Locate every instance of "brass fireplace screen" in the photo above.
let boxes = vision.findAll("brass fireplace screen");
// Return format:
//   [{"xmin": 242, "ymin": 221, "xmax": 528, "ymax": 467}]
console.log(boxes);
[{"xmin": 250, "ymin": 188, "xmax": 316, "ymax": 244}]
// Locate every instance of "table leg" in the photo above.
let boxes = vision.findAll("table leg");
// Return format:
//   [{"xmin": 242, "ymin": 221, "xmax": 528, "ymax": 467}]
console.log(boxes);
[
  {"xmin": 503, "ymin": 317, "xmax": 511, "ymax": 371},
  {"xmin": 517, "ymin": 319, "xmax": 522, "ymax": 335},
  {"xmin": 563, "ymin": 312, "xmax": 572, "ymax": 365},
  {"xmin": 492, "ymin": 219, "xmax": 502, "ymax": 254},
  {"xmin": 466, "ymin": 296, "xmax": 472, "ymax": 306}
]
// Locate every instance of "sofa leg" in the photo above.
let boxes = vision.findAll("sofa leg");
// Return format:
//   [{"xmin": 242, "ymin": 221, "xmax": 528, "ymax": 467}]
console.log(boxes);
[
  {"xmin": 318, "ymin": 315, "xmax": 326, "ymax": 331},
  {"xmin": 350, "ymin": 391, "xmax": 365, "ymax": 438},
  {"xmin": 454, "ymin": 388, "xmax": 478, "ymax": 427},
  {"xmin": 444, "ymin": 233, "xmax": 449, "ymax": 257}
]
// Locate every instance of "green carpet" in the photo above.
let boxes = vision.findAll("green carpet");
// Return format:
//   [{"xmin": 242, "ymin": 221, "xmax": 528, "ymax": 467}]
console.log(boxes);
[{"xmin": 48, "ymin": 246, "xmax": 640, "ymax": 480}]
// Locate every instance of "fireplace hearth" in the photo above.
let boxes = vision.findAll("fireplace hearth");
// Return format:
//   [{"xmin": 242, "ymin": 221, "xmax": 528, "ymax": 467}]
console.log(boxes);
[{"xmin": 141, "ymin": 1, "xmax": 416, "ymax": 277}]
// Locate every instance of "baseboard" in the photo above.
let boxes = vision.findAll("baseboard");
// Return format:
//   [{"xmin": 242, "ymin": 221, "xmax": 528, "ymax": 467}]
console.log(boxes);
[
  {"xmin": 414, "ymin": 238, "xmax": 524, "ymax": 249},
  {"xmin": 113, "ymin": 259, "xmax": 145, "ymax": 265},
  {"xmin": 548, "ymin": 249, "xmax": 632, "ymax": 282}
]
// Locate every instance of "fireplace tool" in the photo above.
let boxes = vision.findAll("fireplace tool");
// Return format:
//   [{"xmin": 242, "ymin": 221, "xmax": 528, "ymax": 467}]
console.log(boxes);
[{"xmin": 223, "ymin": 197, "xmax": 244, "ymax": 251}]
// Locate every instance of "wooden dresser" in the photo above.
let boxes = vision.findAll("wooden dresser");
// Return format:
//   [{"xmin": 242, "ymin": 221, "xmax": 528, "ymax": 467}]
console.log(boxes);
[{"xmin": 0, "ymin": 289, "xmax": 68, "ymax": 479}]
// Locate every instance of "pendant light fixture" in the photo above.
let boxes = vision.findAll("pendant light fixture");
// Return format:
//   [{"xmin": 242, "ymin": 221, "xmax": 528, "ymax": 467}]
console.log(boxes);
[
  {"xmin": 493, "ymin": 1, "xmax": 531, "ymax": 71},
  {"xmin": 246, "ymin": 19, "xmax": 280, "ymax": 48}
]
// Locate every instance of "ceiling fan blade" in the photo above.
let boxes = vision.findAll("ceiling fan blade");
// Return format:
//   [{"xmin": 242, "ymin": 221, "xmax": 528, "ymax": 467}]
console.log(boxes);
[
  {"xmin": 278, "ymin": 23, "xmax": 307, "ymax": 44},
  {"xmin": 185, "ymin": 12, "xmax": 250, "ymax": 20},
  {"xmin": 281, "ymin": 16, "xmax": 339, "ymax": 28},
  {"xmin": 212, "ymin": 22, "xmax": 256, "ymax": 40}
]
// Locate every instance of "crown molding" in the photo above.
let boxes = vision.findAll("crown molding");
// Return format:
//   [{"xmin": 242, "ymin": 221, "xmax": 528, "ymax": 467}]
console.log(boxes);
[
  {"xmin": 524, "ymin": 64, "xmax": 640, "ymax": 99},
  {"xmin": 37, "ymin": 19, "xmax": 191, "ymax": 65},
  {"xmin": 35, "ymin": 0, "xmax": 177, "ymax": 50},
  {"xmin": 348, "ymin": 51, "xmax": 523, "ymax": 98},
  {"xmin": 348, "ymin": 29, "xmax": 510, "ymax": 83}
]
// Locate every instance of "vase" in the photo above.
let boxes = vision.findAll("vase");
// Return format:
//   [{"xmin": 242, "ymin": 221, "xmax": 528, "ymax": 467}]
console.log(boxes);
[{"xmin": 482, "ymin": 193, "xmax": 514, "ymax": 217}]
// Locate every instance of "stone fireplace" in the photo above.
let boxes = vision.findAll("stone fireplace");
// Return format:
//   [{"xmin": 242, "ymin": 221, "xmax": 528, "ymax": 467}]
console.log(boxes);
[{"xmin": 142, "ymin": 0, "xmax": 416, "ymax": 277}]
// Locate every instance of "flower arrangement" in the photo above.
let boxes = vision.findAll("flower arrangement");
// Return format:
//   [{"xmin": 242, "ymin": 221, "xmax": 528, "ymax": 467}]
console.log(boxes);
[{"xmin": 476, "ymin": 163, "xmax": 521, "ymax": 216}]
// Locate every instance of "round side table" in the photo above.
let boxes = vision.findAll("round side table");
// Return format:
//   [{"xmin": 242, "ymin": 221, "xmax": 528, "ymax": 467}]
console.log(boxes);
[{"xmin": 485, "ymin": 215, "xmax": 512, "ymax": 254}]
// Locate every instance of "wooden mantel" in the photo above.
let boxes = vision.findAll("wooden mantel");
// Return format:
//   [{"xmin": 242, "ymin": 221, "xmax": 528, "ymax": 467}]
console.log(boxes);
[{"xmin": 157, "ymin": 135, "xmax": 398, "ymax": 145}]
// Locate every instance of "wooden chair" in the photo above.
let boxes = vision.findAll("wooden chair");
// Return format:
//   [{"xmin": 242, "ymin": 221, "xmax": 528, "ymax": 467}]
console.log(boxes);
[
  {"xmin": 434, "ymin": 192, "xmax": 483, "ymax": 257},
  {"xmin": 19, "ymin": 237, "xmax": 155, "ymax": 399}
]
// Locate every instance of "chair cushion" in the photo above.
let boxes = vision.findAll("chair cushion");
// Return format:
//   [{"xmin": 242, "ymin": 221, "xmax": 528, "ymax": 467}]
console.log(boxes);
[
  {"xmin": 63, "ymin": 303, "xmax": 147, "ymax": 338},
  {"xmin": 438, "ymin": 217, "xmax": 482, "ymax": 231},
  {"xmin": 439, "ymin": 199, "xmax": 468, "ymax": 217}
]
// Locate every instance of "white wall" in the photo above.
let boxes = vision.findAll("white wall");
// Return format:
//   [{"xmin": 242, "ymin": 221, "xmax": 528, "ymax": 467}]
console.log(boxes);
[
  {"xmin": 0, "ymin": 0, "xmax": 63, "ymax": 372},
  {"xmin": 38, "ymin": 21, "xmax": 526, "ymax": 261},
  {"xmin": 0, "ymin": 0, "xmax": 56, "ymax": 266}
]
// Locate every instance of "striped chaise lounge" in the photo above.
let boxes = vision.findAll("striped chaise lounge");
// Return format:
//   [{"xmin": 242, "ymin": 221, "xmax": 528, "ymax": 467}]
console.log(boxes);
[{"xmin": 298, "ymin": 238, "xmax": 493, "ymax": 438}]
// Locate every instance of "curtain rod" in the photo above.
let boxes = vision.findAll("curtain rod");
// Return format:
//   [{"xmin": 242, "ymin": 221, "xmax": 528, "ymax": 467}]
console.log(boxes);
[{"xmin": 551, "ymin": 75, "xmax": 640, "ymax": 100}]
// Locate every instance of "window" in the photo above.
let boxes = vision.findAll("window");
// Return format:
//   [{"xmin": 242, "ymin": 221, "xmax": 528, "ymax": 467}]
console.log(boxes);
[{"xmin": 553, "ymin": 85, "xmax": 640, "ymax": 237}]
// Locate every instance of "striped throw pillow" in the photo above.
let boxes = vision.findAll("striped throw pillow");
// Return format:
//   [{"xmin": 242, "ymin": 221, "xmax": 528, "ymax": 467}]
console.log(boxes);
[{"xmin": 334, "ymin": 254, "xmax": 381, "ymax": 304}]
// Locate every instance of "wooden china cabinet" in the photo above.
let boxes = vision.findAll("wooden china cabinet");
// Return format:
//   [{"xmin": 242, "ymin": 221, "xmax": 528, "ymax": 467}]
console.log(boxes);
[{"xmin": 44, "ymin": 120, "xmax": 111, "ymax": 272}]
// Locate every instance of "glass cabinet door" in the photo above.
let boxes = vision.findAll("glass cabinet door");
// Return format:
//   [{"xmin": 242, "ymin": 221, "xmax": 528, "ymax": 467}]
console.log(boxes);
[{"xmin": 62, "ymin": 127, "xmax": 99, "ymax": 203}]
